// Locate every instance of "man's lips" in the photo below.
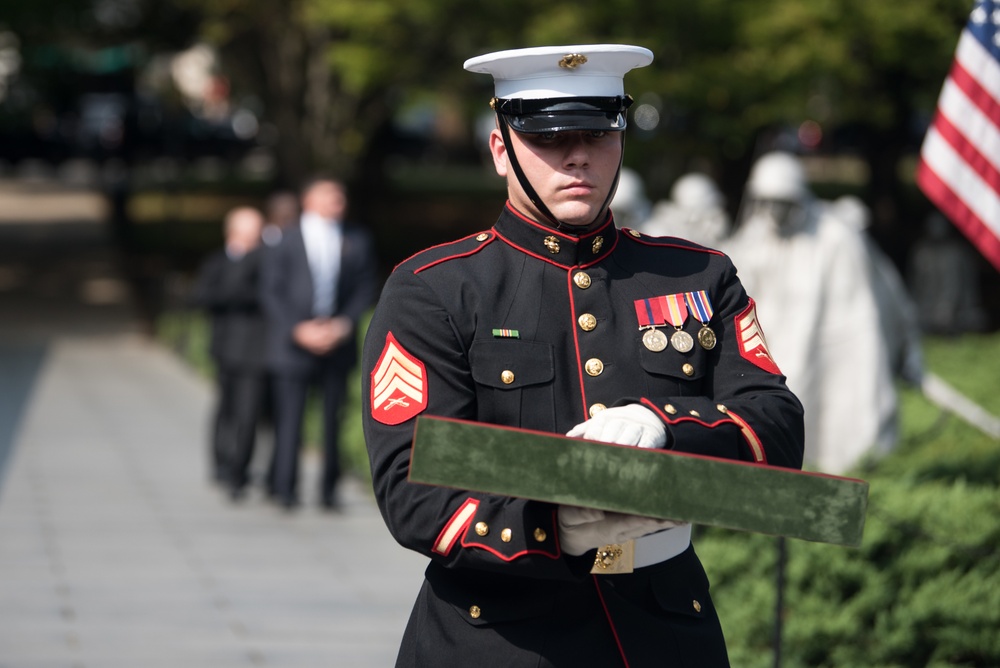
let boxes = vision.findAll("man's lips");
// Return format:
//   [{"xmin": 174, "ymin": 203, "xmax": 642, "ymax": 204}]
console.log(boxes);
[{"xmin": 560, "ymin": 182, "xmax": 595, "ymax": 195}]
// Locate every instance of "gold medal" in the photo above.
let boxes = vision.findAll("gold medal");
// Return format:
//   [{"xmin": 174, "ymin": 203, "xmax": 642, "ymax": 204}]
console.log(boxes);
[
  {"xmin": 642, "ymin": 328, "xmax": 668, "ymax": 352},
  {"xmin": 698, "ymin": 325, "xmax": 717, "ymax": 350},
  {"xmin": 670, "ymin": 329, "xmax": 694, "ymax": 353}
]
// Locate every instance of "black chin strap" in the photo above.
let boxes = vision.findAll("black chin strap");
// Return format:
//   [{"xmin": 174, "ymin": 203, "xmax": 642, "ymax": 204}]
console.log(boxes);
[{"xmin": 498, "ymin": 115, "xmax": 626, "ymax": 233}]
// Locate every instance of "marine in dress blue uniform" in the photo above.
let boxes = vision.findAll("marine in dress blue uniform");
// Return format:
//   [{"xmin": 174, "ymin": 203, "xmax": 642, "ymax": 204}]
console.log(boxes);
[{"xmin": 362, "ymin": 44, "xmax": 804, "ymax": 667}]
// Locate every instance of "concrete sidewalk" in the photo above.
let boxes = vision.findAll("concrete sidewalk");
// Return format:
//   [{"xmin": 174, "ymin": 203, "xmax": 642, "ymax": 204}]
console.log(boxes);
[{"xmin": 0, "ymin": 218, "xmax": 426, "ymax": 667}]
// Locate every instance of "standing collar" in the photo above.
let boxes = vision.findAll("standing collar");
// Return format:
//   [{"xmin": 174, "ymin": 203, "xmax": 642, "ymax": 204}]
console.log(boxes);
[{"xmin": 492, "ymin": 202, "xmax": 618, "ymax": 268}]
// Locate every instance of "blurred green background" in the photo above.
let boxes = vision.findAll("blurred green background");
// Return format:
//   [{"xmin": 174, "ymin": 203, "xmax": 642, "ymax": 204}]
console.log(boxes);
[{"xmin": 4, "ymin": 0, "xmax": 1000, "ymax": 282}]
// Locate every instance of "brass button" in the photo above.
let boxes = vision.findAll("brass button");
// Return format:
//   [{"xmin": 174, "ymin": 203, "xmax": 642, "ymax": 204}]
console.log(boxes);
[
  {"xmin": 717, "ymin": 404, "xmax": 728, "ymax": 414},
  {"xmin": 664, "ymin": 404, "xmax": 678, "ymax": 415},
  {"xmin": 682, "ymin": 363, "xmax": 695, "ymax": 377},
  {"xmin": 689, "ymin": 410, "xmax": 701, "ymax": 417},
  {"xmin": 469, "ymin": 605, "xmax": 482, "ymax": 619},
  {"xmin": 578, "ymin": 313, "xmax": 597, "ymax": 331},
  {"xmin": 501, "ymin": 528, "xmax": 512, "ymax": 543},
  {"xmin": 476, "ymin": 232, "xmax": 489, "ymax": 242},
  {"xmin": 585, "ymin": 358, "xmax": 604, "ymax": 377},
  {"xmin": 501, "ymin": 370, "xmax": 515, "ymax": 385},
  {"xmin": 474, "ymin": 522, "xmax": 489, "ymax": 537},
  {"xmin": 628, "ymin": 229, "xmax": 641, "ymax": 238},
  {"xmin": 533, "ymin": 528, "xmax": 547, "ymax": 542},
  {"xmin": 544, "ymin": 235, "xmax": 560, "ymax": 254},
  {"xmin": 573, "ymin": 272, "xmax": 592, "ymax": 289},
  {"xmin": 592, "ymin": 236, "xmax": 604, "ymax": 254},
  {"xmin": 589, "ymin": 403, "xmax": 607, "ymax": 417},
  {"xmin": 693, "ymin": 600, "xmax": 702, "ymax": 613}
]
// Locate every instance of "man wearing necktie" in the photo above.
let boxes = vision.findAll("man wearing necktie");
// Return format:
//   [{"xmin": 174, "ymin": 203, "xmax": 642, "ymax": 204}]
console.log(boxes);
[{"xmin": 261, "ymin": 178, "xmax": 378, "ymax": 510}]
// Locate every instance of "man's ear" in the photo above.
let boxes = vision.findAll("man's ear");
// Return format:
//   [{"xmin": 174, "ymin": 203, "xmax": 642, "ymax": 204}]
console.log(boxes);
[{"xmin": 489, "ymin": 128, "xmax": 508, "ymax": 177}]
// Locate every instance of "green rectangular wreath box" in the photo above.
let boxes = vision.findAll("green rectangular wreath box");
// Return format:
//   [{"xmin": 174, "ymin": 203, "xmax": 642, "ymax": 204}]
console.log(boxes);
[{"xmin": 409, "ymin": 416, "xmax": 869, "ymax": 547}]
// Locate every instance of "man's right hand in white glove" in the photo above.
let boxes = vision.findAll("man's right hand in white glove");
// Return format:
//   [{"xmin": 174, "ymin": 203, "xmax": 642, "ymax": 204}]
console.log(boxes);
[{"xmin": 557, "ymin": 505, "xmax": 685, "ymax": 556}]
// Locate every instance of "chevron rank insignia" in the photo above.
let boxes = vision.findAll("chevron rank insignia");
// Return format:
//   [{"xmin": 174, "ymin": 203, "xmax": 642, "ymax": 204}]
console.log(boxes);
[
  {"xmin": 371, "ymin": 332, "xmax": 428, "ymax": 425},
  {"xmin": 736, "ymin": 299, "xmax": 781, "ymax": 375}
]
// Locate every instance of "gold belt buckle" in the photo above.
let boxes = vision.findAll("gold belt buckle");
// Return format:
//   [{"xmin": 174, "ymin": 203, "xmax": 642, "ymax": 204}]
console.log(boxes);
[{"xmin": 590, "ymin": 540, "xmax": 635, "ymax": 575}]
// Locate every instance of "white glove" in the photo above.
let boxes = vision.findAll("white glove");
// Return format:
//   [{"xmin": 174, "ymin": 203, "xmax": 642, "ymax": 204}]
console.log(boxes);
[
  {"xmin": 557, "ymin": 505, "xmax": 684, "ymax": 556},
  {"xmin": 566, "ymin": 404, "xmax": 666, "ymax": 449}
]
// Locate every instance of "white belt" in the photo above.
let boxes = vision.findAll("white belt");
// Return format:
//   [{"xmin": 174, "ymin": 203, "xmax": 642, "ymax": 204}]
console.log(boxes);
[
  {"xmin": 634, "ymin": 523, "xmax": 692, "ymax": 568},
  {"xmin": 592, "ymin": 524, "xmax": 692, "ymax": 575}
]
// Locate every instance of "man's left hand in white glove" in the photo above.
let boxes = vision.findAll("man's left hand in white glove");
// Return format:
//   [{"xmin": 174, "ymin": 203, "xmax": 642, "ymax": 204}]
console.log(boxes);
[
  {"xmin": 566, "ymin": 404, "xmax": 667, "ymax": 449},
  {"xmin": 557, "ymin": 505, "xmax": 685, "ymax": 556}
]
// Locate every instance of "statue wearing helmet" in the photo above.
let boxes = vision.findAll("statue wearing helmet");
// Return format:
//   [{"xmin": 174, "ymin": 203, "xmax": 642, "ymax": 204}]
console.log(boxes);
[
  {"xmin": 640, "ymin": 172, "xmax": 731, "ymax": 247},
  {"xmin": 723, "ymin": 152, "xmax": 898, "ymax": 475}
]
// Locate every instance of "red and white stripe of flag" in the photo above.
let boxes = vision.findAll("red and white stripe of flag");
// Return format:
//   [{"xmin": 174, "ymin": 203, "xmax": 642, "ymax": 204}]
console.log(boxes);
[{"xmin": 917, "ymin": 4, "xmax": 1000, "ymax": 272}]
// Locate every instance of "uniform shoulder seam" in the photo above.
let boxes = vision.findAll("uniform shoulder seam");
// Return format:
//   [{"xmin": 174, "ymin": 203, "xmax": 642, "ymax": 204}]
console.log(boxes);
[
  {"xmin": 620, "ymin": 229, "xmax": 726, "ymax": 257},
  {"xmin": 393, "ymin": 231, "xmax": 496, "ymax": 274}
]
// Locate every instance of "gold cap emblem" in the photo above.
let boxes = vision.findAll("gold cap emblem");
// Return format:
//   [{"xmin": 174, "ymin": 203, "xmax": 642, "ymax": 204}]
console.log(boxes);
[{"xmin": 558, "ymin": 53, "xmax": 588, "ymax": 69}]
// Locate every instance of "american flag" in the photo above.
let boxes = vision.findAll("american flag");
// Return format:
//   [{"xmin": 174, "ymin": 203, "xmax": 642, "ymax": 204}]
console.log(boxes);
[{"xmin": 917, "ymin": 0, "xmax": 1000, "ymax": 272}]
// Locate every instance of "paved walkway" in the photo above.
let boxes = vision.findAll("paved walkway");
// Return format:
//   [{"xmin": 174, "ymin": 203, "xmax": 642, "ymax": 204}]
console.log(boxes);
[{"xmin": 0, "ymin": 210, "xmax": 425, "ymax": 667}]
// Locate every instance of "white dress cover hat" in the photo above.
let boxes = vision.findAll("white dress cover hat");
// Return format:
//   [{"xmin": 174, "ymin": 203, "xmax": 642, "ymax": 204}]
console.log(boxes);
[{"xmin": 464, "ymin": 44, "xmax": 653, "ymax": 133}]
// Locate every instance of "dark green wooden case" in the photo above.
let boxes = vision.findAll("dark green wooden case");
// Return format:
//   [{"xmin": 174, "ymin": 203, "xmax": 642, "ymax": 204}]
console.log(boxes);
[{"xmin": 409, "ymin": 416, "xmax": 869, "ymax": 547}]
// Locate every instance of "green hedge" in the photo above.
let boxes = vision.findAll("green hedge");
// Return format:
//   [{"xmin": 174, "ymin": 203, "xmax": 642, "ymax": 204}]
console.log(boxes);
[{"xmin": 699, "ymin": 333, "xmax": 1000, "ymax": 667}]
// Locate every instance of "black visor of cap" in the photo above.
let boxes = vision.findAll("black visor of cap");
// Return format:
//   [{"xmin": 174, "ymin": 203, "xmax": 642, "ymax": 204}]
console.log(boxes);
[{"xmin": 493, "ymin": 96, "xmax": 632, "ymax": 133}]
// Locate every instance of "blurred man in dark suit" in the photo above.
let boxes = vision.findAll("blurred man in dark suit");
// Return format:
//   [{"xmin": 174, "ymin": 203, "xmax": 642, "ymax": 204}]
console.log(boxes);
[
  {"xmin": 261, "ymin": 178, "xmax": 378, "ymax": 510},
  {"xmin": 191, "ymin": 206, "xmax": 268, "ymax": 500},
  {"xmin": 262, "ymin": 190, "xmax": 300, "ymax": 248}
]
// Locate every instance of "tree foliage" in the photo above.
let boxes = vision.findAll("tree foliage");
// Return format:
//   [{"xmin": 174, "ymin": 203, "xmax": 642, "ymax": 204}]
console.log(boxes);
[{"xmin": 1, "ymin": 1, "xmax": 978, "ymax": 222}]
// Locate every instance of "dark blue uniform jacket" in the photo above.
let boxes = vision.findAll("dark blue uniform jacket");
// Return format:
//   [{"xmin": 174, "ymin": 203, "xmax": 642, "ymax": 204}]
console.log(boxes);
[{"xmin": 362, "ymin": 203, "xmax": 804, "ymax": 668}]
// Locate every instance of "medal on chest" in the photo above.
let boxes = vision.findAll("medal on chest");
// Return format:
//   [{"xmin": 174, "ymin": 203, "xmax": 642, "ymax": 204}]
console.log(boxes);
[
  {"xmin": 635, "ymin": 296, "xmax": 667, "ymax": 351},
  {"xmin": 635, "ymin": 291, "xmax": 717, "ymax": 353},
  {"xmin": 663, "ymin": 293, "xmax": 694, "ymax": 352},
  {"xmin": 685, "ymin": 290, "xmax": 717, "ymax": 350},
  {"xmin": 634, "ymin": 294, "xmax": 690, "ymax": 352}
]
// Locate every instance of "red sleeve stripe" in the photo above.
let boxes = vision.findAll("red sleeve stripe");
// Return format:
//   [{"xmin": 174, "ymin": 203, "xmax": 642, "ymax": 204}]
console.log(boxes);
[{"xmin": 432, "ymin": 498, "xmax": 480, "ymax": 556}]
